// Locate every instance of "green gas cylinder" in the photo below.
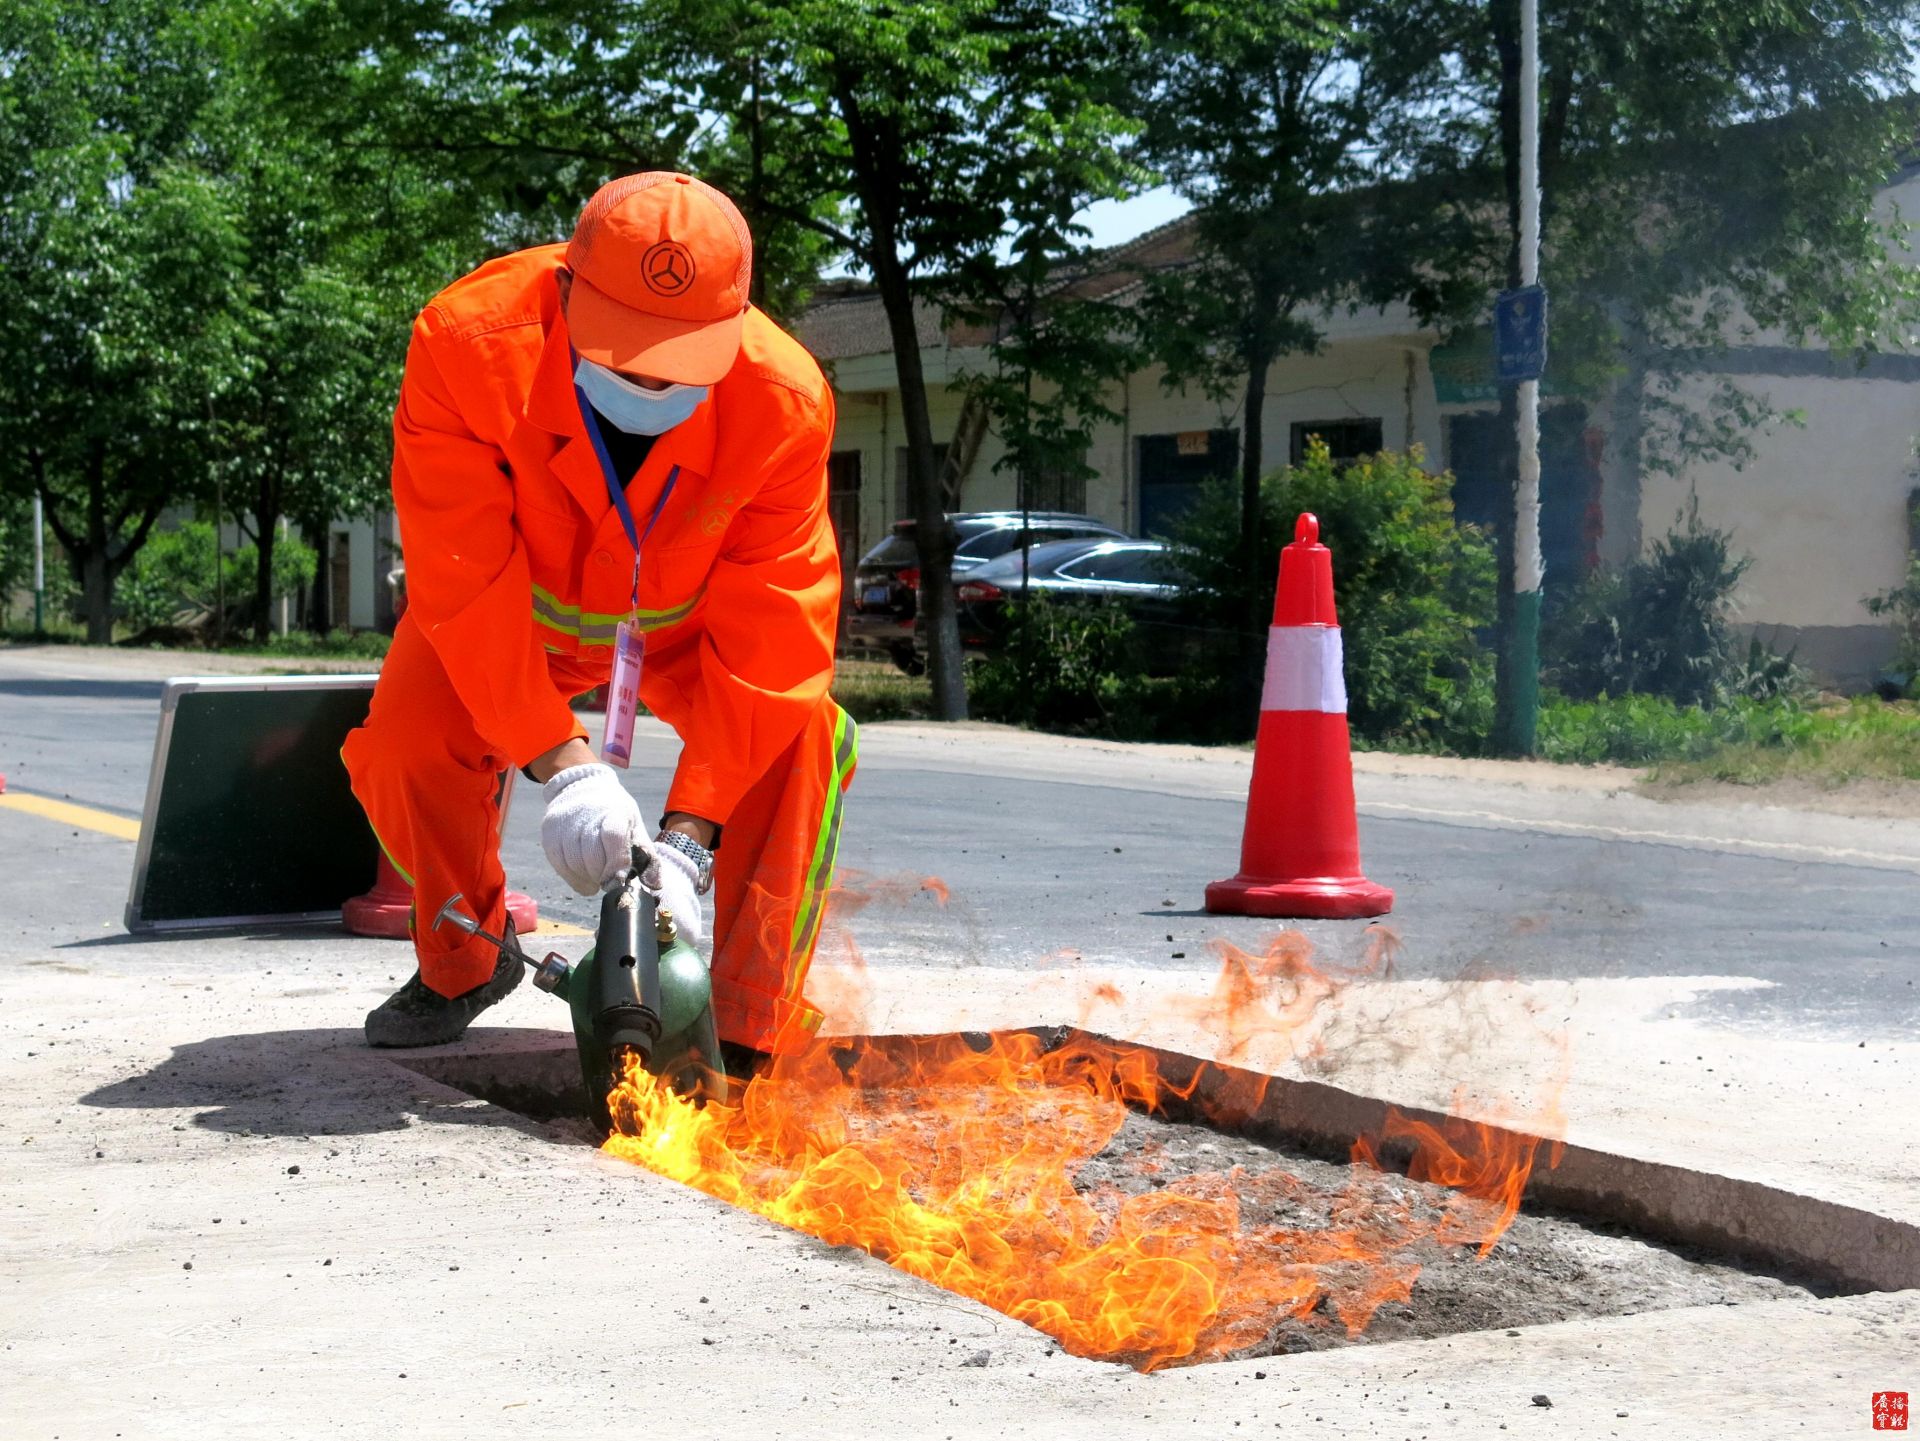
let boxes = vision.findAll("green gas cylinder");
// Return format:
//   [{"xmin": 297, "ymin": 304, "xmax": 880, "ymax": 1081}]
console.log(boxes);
[
  {"xmin": 544, "ymin": 869, "xmax": 723, "ymax": 1134},
  {"xmin": 429, "ymin": 859, "xmax": 724, "ymax": 1136}
]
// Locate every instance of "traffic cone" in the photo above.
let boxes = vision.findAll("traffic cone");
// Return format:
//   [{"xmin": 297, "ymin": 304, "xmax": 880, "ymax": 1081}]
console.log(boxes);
[{"xmin": 1205, "ymin": 513, "xmax": 1393, "ymax": 919}]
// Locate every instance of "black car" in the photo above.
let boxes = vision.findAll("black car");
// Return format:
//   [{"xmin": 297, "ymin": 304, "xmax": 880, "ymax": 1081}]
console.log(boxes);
[
  {"xmin": 952, "ymin": 538, "xmax": 1192, "ymax": 671},
  {"xmin": 846, "ymin": 511, "xmax": 1130, "ymax": 673}
]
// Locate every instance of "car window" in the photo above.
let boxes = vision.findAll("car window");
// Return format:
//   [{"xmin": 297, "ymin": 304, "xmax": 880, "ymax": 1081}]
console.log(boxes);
[
  {"xmin": 863, "ymin": 532, "xmax": 920, "ymax": 566},
  {"xmin": 967, "ymin": 539, "xmax": 1103, "ymax": 580},
  {"xmin": 955, "ymin": 527, "xmax": 1025, "ymax": 563},
  {"xmin": 1059, "ymin": 547, "xmax": 1168, "ymax": 583}
]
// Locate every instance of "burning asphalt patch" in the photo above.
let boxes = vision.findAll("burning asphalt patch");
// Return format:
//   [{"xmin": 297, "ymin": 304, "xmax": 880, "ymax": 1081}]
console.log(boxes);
[{"xmin": 407, "ymin": 1025, "xmax": 1834, "ymax": 1372}]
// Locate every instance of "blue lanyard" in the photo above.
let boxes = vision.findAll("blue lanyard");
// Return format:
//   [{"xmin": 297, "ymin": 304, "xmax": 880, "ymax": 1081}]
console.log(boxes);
[{"xmin": 572, "ymin": 381, "xmax": 679, "ymax": 609}]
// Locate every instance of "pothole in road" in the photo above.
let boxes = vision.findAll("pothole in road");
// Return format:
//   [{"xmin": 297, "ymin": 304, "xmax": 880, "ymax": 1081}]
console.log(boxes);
[{"xmin": 398, "ymin": 1028, "xmax": 1895, "ymax": 1369}]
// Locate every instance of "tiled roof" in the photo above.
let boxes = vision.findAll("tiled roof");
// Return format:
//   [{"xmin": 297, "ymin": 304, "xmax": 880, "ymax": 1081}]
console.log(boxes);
[
  {"xmin": 793, "ymin": 218, "xmax": 1200, "ymax": 362},
  {"xmin": 792, "ymin": 288, "xmax": 947, "ymax": 361}
]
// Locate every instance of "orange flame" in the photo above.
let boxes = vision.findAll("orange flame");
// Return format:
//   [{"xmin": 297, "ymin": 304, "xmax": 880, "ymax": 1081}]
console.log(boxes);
[{"xmin": 601, "ymin": 925, "xmax": 1560, "ymax": 1370}]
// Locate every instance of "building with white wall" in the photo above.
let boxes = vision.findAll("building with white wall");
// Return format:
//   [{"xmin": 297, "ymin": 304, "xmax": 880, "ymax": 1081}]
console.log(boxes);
[{"xmin": 795, "ymin": 186, "xmax": 1920, "ymax": 689}]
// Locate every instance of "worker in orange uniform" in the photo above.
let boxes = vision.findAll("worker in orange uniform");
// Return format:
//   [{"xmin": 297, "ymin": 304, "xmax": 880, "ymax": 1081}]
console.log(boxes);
[{"xmin": 342, "ymin": 173, "xmax": 856, "ymax": 1066}]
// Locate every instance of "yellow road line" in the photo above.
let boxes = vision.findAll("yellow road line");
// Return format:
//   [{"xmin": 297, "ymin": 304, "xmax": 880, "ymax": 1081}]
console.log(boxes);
[
  {"xmin": 0, "ymin": 791, "xmax": 141, "ymax": 841},
  {"xmin": 530, "ymin": 918, "xmax": 591, "ymax": 938}
]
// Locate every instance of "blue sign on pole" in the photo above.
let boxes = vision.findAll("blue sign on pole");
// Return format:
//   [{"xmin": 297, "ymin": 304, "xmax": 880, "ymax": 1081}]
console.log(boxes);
[{"xmin": 1494, "ymin": 285, "xmax": 1548, "ymax": 384}]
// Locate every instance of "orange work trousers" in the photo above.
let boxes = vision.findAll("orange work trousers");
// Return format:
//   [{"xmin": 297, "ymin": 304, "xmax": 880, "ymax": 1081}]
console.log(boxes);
[{"xmin": 342, "ymin": 616, "xmax": 858, "ymax": 1053}]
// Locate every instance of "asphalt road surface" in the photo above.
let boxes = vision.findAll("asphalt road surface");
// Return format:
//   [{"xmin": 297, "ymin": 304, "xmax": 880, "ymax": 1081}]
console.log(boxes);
[{"xmin": 2, "ymin": 662, "xmax": 1915, "ymax": 1041}]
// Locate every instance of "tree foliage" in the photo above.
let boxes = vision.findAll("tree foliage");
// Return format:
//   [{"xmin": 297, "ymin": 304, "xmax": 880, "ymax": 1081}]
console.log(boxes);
[
  {"xmin": 1420, "ymin": 0, "xmax": 1920, "ymax": 475},
  {"xmin": 1169, "ymin": 442, "xmax": 1497, "ymax": 745},
  {"xmin": 1131, "ymin": 0, "xmax": 1481, "ymax": 627},
  {"xmin": 0, "ymin": 0, "xmax": 458, "ymax": 640},
  {"xmin": 0, "ymin": 0, "xmax": 251, "ymax": 640}
]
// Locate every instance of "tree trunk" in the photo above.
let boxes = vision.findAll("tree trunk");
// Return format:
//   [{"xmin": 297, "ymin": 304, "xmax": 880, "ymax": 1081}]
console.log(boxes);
[
  {"xmin": 1240, "ymin": 346, "xmax": 1274, "ymax": 631},
  {"xmin": 830, "ymin": 71, "xmax": 966, "ymax": 721},
  {"xmin": 80, "ymin": 550, "xmax": 112, "ymax": 643},
  {"xmin": 872, "ymin": 251, "xmax": 967, "ymax": 720},
  {"xmin": 253, "ymin": 474, "xmax": 280, "ymax": 643},
  {"xmin": 1234, "ymin": 345, "xmax": 1277, "ymax": 722},
  {"xmin": 80, "ymin": 447, "xmax": 114, "ymax": 642},
  {"xmin": 304, "ymin": 518, "xmax": 331, "ymax": 633},
  {"xmin": 254, "ymin": 523, "xmax": 278, "ymax": 643}
]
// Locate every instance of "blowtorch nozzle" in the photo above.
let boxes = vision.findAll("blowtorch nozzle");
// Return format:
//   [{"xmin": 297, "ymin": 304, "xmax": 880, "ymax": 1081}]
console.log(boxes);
[
  {"xmin": 431, "ymin": 894, "xmax": 493, "ymax": 943},
  {"xmin": 431, "ymin": 894, "xmax": 572, "ymax": 993}
]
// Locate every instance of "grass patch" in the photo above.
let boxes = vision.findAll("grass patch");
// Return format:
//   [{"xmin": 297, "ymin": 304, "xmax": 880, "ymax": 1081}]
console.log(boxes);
[
  {"xmin": 832, "ymin": 657, "xmax": 933, "ymax": 724},
  {"xmin": 1535, "ymin": 690, "xmax": 1920, "ymax": 787},
  {"xmin": 1, "ymin": 624, "xmax": 391, "ymax": 659},
  {"xmin": 224, "ymin": 630, "xmax": 392, "ymax": 660},
  {"xmin": 2, "ymin": 620, "xmax": 92, "ymax": 645},
  {"xmin": 1650, "ymin": 697, "xmax": 1920, "ymax": 788}
]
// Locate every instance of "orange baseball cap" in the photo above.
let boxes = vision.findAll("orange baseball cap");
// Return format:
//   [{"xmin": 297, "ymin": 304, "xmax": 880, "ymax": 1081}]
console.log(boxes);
[{"xmin": 564, "ymin": 172, "xmax": 753, "ymax": 386}]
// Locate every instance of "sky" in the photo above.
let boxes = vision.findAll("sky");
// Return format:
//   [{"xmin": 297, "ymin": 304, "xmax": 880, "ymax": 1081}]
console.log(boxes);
[{"xmin": 1076, "ymin": 184, "xmax": 1191, "ymax": 250}]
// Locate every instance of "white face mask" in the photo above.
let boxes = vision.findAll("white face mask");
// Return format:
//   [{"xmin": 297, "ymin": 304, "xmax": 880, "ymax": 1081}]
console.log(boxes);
[{"xmin": 574, "ymin": 356, "xmax": 709, "ymax": 435}]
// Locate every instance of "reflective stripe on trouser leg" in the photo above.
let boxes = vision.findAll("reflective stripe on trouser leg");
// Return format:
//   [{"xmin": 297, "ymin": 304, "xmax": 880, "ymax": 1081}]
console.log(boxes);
[
  {"xmin": 790, "ymin": 706, "xmax": 859, "ymax": 962},
  {"xmin": 706, "ymin": 700, "xmax": 858, "ymax": 1053}
]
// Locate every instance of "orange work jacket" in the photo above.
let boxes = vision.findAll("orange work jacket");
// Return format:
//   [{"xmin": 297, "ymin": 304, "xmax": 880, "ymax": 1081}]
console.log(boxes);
[{"xmin": 391, "ymin": 243, "xmax": 839, "ymax": 826}]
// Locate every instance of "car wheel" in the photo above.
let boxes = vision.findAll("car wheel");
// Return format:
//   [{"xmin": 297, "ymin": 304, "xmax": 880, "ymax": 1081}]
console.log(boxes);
[{"xmin": 888, "ymin": 643, "xmax": 926, "ymax": 677}]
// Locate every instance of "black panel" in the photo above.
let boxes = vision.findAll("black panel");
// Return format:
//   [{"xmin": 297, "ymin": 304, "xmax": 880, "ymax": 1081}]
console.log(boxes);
[{"xmin": 135, "ymin": 685, "xmax": 380, "ymax": 926}]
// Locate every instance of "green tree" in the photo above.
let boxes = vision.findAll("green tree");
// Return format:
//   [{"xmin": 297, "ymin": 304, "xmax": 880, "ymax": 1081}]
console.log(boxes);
[
  {"xmin": 743, "ymin": 0, "xmax": 1156, "ymax": 719},
  {"xmin": 1132, "ymin": 0, "xmax": 1477, "ymax": 636},
  {"xmin": 210, "ymin": 133, "xmax": 413, "ymax": 641},
  {"xmin": 0, "ymin": 0, "xmax": 252, "ymax": 641},
  {"xmin": 261, "ymin": 0, "xmax": 840, "ymax": 321},
  {"xmin": 943, "ymin": 16, "xmax": 1147, "ymax": 596},
  {"xmin": 1411, "ymin": 0, "xmax": 1920, "ymax": 749},
  {"xmin": 266, "ymin": 0, "xmax": 1146, "ymax": 722}
]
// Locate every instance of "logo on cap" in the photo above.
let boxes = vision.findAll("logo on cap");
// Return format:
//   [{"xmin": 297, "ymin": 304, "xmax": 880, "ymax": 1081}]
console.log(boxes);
[{"xmin": 642, "ymin": 241, "xmax": 696, "ymax": 298}]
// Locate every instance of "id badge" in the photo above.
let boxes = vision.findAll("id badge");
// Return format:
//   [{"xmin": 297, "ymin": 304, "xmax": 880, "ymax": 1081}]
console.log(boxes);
[{"xmin": 600, "ymin": 620, "xmax": 645, "ymax": 768}]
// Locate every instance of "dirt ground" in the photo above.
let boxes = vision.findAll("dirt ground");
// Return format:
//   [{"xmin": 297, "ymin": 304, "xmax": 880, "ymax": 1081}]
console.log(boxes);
[
  {"xmin": 1076, "ymin": 1108, "xmax": 1819, "ymax": 1362},
  {"xmin": 1636, "ymin": 772, "xmax": 1920, "ymax": 819}
]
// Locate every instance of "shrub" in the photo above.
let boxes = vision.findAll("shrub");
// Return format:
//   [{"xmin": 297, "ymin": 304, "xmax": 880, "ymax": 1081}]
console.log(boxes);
[
  {"xmin": 115, "ymin": 522, "xmax": 236, "ymax": 632},
  {"xmin": 1544, "ymin": 500, "xmax": 1769, "ymax": 707},
  {"xmin": 970, "ymin": 592, "xmax": 1141, "ymax": 732},
  {"xmin": 115, "ymin": 521, "xmax": 317, "ymax": 638},
  {"xmin": 245, "ymin": 629, "xmax": 392, "ymax": 659},
  {"xmin": 1863, "ymin": 498, "xmax": 1920, "ymax": 696},
  {"xmin": 1166, "ymin": 441, "xmax": 1496, "ymax": 748}
]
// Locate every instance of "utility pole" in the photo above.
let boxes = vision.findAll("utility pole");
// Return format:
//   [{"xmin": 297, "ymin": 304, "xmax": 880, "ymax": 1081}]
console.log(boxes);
[
  {"xmin": 1497, "ymin": 0, "xmax": 1544, "ymax": 754},
  {"xmin": 31, "ymin": 492, "xmax": 45, "ymax": 634}
]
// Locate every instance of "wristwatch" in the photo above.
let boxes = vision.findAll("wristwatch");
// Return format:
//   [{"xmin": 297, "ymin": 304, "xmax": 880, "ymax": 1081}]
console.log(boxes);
[{"xmin": 654, "ymin": 828, "xmax": 715, "ymax": 895}]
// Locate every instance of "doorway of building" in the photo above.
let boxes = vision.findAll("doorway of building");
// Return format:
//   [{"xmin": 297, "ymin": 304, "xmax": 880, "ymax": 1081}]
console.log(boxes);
[
  {"xmin": 1445, "ymin": 405, "xmax": 1600, "ymax": 593},
  {"xmin": 828, "ymin": 451, "xmax": 863, "ymax": 647},
  {"xmin": 1135, "ymin": 429, "xmax": 1238, "ymax": 538}
]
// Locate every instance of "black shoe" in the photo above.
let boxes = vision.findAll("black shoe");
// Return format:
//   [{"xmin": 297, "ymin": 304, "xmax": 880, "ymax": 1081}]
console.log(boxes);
[
  {"xmin": 717, "ymin": 1040, "xmax": 774, "ymax": 1086},
  {"xmin": 365, "ymin": 922, "xmax": 526, "ymax": 1048}
]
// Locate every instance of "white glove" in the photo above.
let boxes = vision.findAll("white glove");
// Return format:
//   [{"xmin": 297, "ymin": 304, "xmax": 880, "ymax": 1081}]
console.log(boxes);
[
  {"xmin": 644, "ymin": 843, "xmax": 706, "ymax": 949},
  {"xmin": 540, "ymin": 763, "xmax": 647, "ymax": 896}
]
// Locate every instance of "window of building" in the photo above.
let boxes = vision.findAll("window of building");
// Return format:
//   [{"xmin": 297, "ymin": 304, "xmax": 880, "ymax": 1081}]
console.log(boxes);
[
  {"xmin": 893, "ymin": 443, "xmax": 949, "ymax": 521},
  {"xmin": 1290, "ymin": 418, "xmax": 1384, "ymax": 466},
  {"xmin": 827, "ymin": 452, "xmax": 862, "ymax": 643},
  {"xmin": 1018, "ymin": 449, "xmax": 1089, "ymax": 515}
]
